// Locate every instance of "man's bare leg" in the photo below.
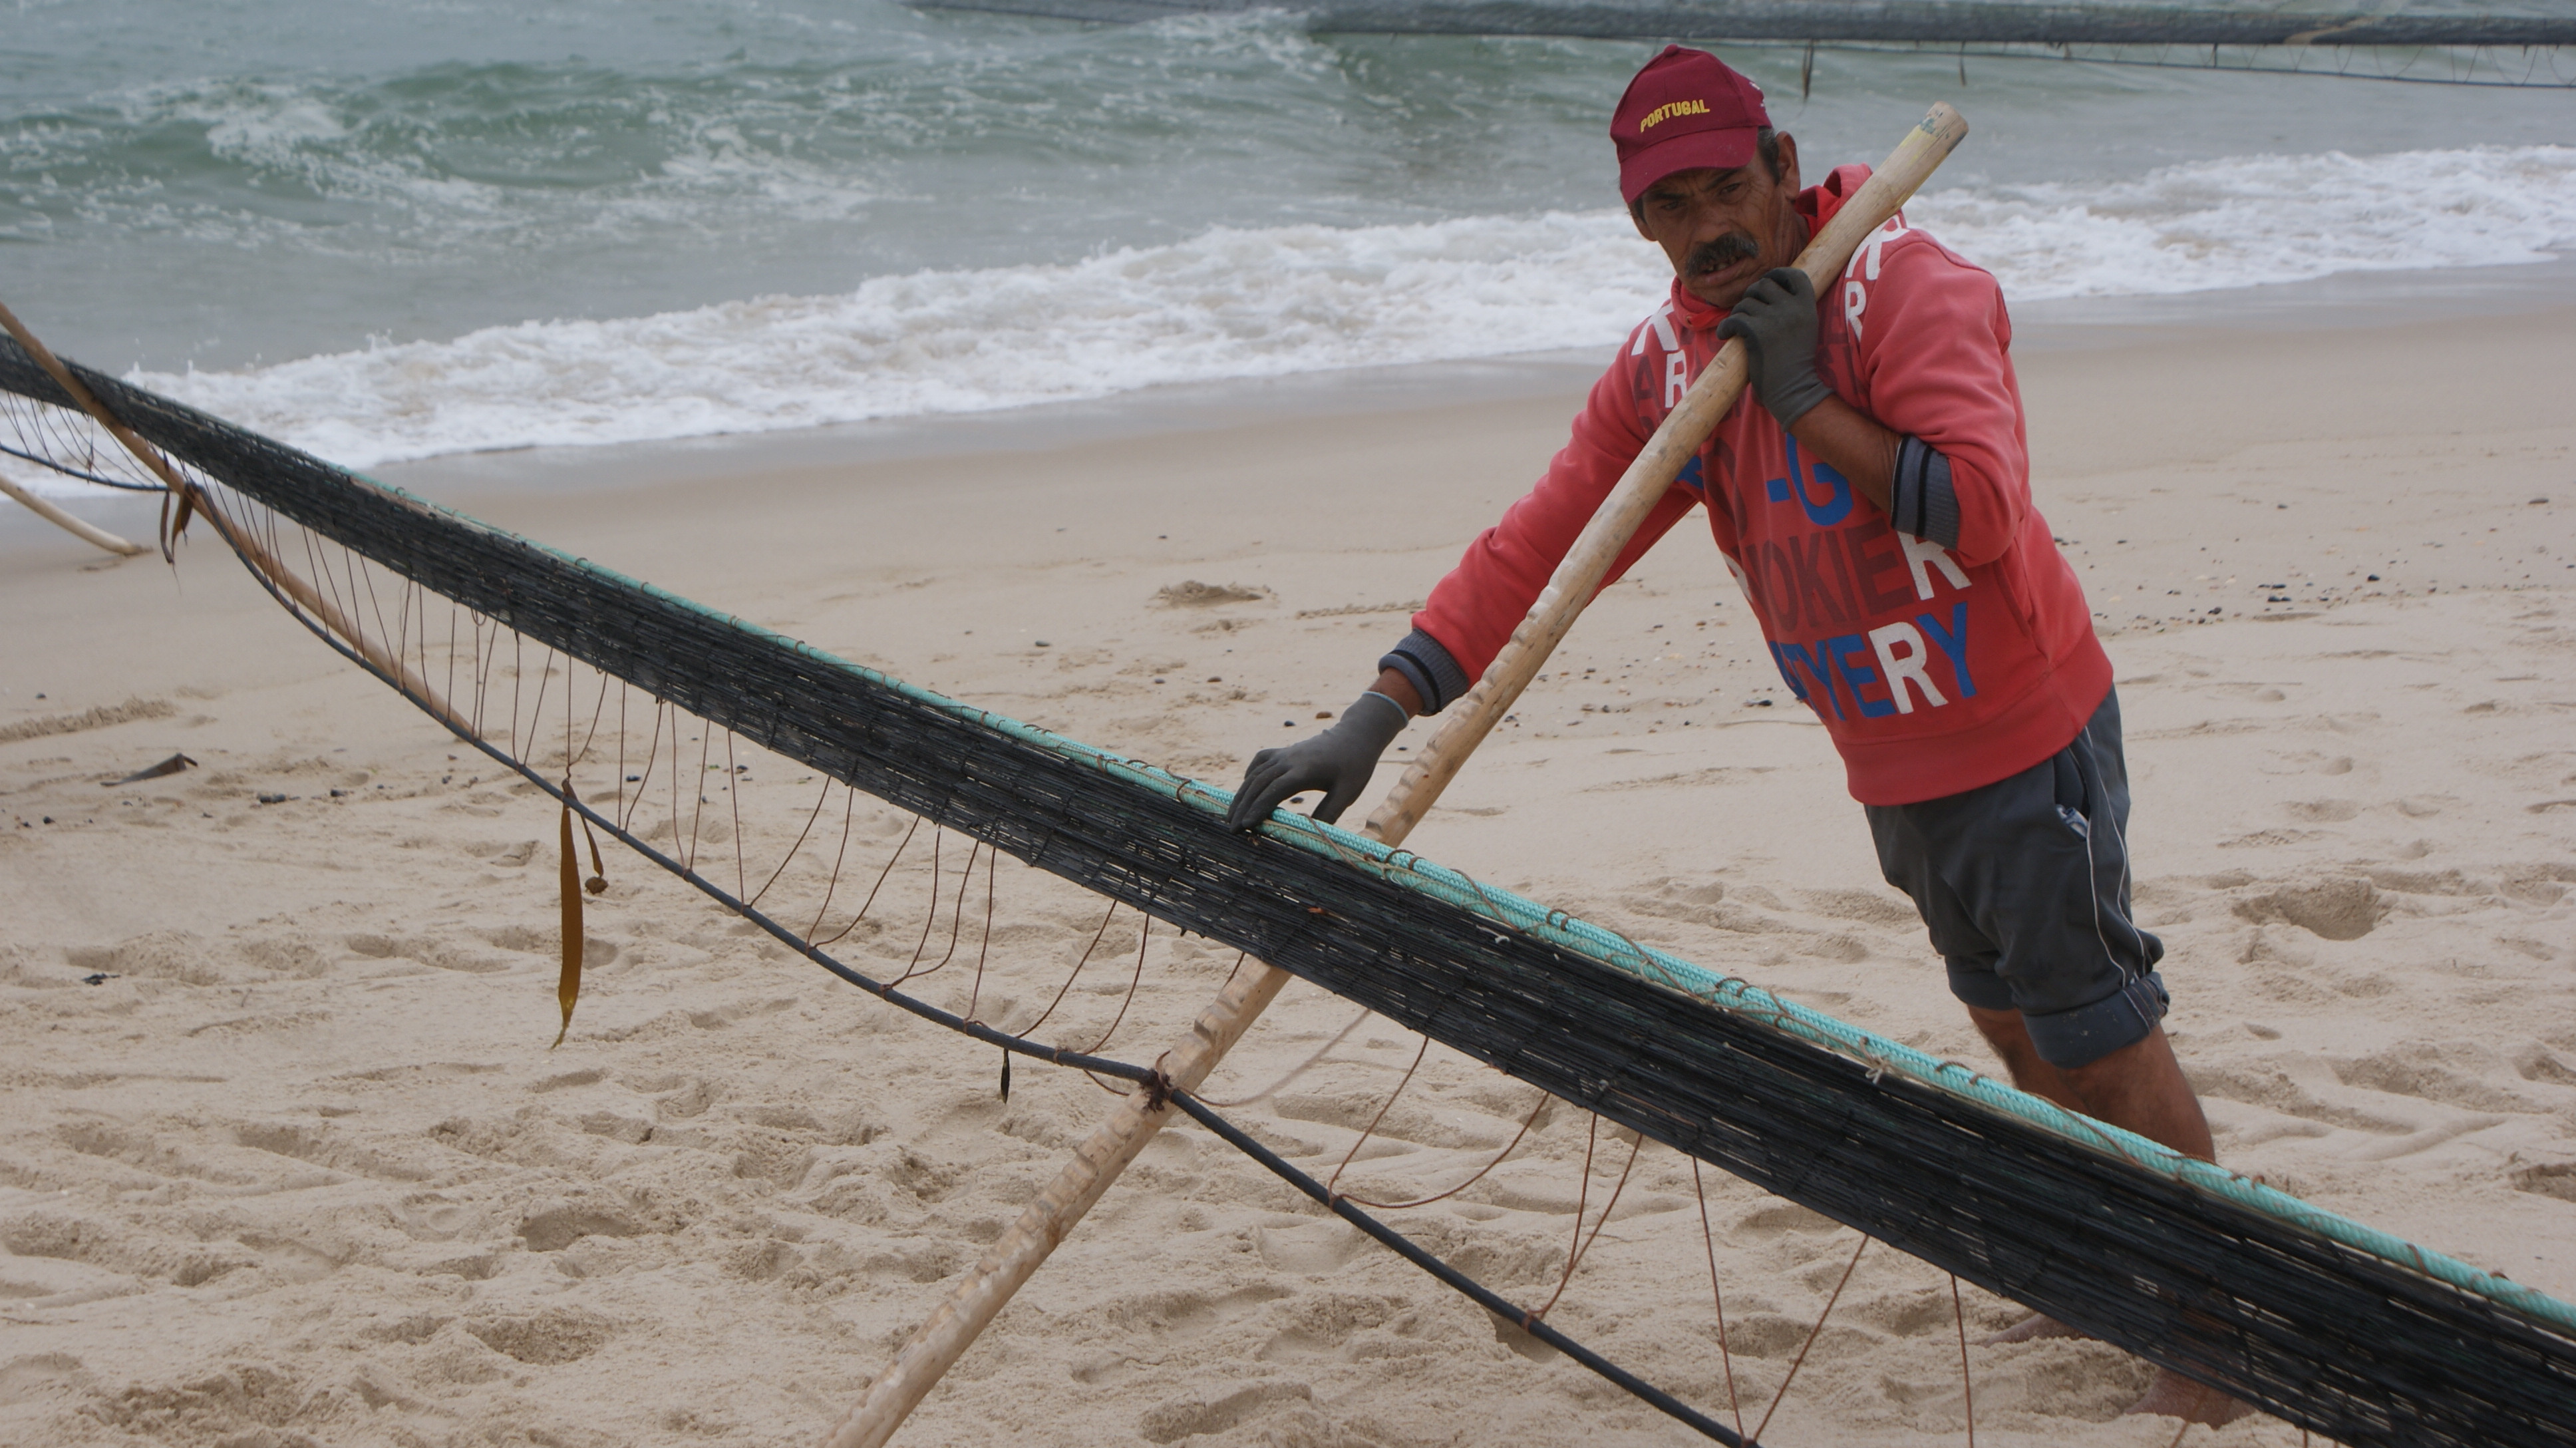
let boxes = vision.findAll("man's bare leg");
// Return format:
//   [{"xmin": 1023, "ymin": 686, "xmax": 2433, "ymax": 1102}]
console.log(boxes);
[
  {"xmin": 1966, "ymin": 1003, "xmax": 2083, "ymax": 1110},
  {"xmin": 1965, "ymin": 1006, "xmax": 2245, "ymax": 1425},
  {"xmin": 1969, "ymin": 1005, "xmax": 2100, "ymax": 1343},
  {"xmin": 1966, "ymin": 1003, "xmax": 2211, "ymax": 1157}
]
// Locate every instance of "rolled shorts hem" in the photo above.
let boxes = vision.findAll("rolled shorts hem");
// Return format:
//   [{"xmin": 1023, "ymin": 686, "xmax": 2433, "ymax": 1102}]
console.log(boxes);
[
  {"xmin": 1943, "ymin": 960, "xmax": 2021, "ymax": 1013},
  {"xmin": 2021, "ymin": 970, "xmax": 2170, "ymax": 1069}
]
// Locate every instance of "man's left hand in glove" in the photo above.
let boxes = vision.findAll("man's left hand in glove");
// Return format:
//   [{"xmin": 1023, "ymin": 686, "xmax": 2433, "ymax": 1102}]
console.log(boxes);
[{"xmin": 1716, "ymin": 266, "xmax": 1833, "ymax": 427}]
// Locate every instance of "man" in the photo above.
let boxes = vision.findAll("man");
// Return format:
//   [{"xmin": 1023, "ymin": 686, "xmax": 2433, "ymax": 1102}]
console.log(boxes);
[{"xmin": 1226, "ymin": 46, "xmax": 2235, "ymax": 1425}]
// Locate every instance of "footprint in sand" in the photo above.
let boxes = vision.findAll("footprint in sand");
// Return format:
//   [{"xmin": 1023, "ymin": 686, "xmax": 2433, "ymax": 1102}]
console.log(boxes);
[
  {"xmin": 2231, "ymin": 877, "xmax": 2386, "ymax": 940},
  {"xmin": 465, "ymin": 1305, "xmax": 617, "ymax": 1364},
  {"xmin": 1156, "ymin": 580, "xmax": 1271, "ymax": 608}
]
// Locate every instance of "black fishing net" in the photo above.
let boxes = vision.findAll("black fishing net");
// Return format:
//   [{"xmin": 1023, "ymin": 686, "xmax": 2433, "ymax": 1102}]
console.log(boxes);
[
  {"xmin": 9, "ymin": 338, "xmax": 2575, "ymax": 1447},
  {"xmin": 909, "ymin": 0, "xmax": 2576, "ymax": 47},
  {"xmin": 909, "ymin": 0, "xmax": 2576, "ymax": 88}
]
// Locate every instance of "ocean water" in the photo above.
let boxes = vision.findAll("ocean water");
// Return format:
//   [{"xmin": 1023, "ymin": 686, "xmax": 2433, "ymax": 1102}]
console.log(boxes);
[{"xmin": 5, "ymin": 0, "xmax": 2573, "ymax": 474}]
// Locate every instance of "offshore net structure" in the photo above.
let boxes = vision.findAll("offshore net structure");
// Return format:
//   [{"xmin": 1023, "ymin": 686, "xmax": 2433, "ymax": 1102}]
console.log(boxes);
[
  {"xmin": 905, "ymin": 0, "xmax": 2576, "ymax": 87},
  {"xmin": 7, "ymin": 331, "xmax": 2576, "ymax": 1445}
]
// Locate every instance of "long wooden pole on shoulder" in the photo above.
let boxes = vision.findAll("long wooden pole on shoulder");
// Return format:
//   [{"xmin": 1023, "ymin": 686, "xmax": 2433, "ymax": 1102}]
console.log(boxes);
[{"xmin": 820, "ymin": 100, "xmax": 1968, "ymax": 1448}]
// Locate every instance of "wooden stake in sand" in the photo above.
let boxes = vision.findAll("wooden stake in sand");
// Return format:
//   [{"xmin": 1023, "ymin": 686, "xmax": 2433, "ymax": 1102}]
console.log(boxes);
[
  {"xmin": 824, "ymin": 102, "xmax": 1968, "ymax": 1448},
  {"xmin": 0, "ymin": 468, "xmax": 146, "ymax": 557},
  {"xmin": 0, "ymin": 299, "xmax": 455, "ymax": 724}
]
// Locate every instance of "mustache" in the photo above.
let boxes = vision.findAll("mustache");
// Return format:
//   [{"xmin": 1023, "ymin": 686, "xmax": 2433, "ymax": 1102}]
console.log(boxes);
[{"xmin": 1685, "ymin": 233, "xmax": 1762, "ymax": 275}]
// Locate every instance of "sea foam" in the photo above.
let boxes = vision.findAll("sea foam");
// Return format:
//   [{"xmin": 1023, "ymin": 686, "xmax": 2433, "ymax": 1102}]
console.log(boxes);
[{"xmin": 130, "ymin": 144, "xmax": 2576, "ymax": 468}]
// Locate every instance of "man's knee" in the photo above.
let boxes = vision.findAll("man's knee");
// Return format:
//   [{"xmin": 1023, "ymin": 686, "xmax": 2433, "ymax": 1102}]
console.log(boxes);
[
  {"xmin": 1967, "ymin": 1004, "xmax": 2051, "ymax": 1075},
  {"xmin": 1967, "ymin": 1003, "xmax": 2027, "ymax": 1047}
]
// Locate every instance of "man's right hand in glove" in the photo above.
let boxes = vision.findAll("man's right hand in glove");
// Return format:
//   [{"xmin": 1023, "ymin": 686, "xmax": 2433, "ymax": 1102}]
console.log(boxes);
[{"xmin": 1225, "ymin": 683, "xmax": 1414, "ymax": 832}]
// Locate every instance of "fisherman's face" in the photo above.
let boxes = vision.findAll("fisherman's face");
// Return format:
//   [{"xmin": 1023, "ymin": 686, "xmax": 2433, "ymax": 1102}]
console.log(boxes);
[{"xmin": 1630, "ymin": 135, "xmax": 1806, "ymax": 309}]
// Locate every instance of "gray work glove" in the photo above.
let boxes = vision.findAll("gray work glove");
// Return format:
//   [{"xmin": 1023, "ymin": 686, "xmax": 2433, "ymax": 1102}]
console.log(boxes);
[
  {"xmin": 1225, "ymin": 690, "xmax": 1410, "ymax": 832},
  {"xmin": 1716, "ymin": 266, "xmax": 1833, "ymax": 427}
]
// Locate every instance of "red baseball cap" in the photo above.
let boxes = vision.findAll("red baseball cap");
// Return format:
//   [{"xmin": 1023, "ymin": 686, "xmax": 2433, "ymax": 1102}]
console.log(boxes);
[{"xmin": 1611, "ymin": 46, "xmax": 1772, "ymax": 204}]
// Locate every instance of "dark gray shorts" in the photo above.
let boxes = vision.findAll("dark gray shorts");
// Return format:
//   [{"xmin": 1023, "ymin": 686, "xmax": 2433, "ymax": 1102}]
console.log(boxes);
[{"xmin": 1864, "ymin": 688, "xmax": 2168, "ymax": 1069}]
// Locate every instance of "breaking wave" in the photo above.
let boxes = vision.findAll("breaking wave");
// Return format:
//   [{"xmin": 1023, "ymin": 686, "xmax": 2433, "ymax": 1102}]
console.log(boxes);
[{"xmin": 122, "ymin": 144, "xmax": 2576, "ymax": 468}]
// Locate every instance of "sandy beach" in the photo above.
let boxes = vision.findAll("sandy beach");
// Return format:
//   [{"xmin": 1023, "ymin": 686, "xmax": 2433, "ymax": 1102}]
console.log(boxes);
[{"xmin": 5, "ymin": 274, "xmax": 2575, "ymax": 1447}]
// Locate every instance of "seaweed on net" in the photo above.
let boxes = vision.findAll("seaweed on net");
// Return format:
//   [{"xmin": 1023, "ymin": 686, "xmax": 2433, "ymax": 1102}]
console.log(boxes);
[{"xmin": 7, "ymin": 335, "xmax": 2576, "ymax": 1448}]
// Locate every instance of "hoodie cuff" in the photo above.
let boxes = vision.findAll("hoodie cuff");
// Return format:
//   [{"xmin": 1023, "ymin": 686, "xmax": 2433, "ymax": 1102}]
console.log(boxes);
[
  {"xmin": 1890, "ymin": 435, "xmax": 1960, "ymax": 550},
  {"xmin": 1379, "ymin": 629, "xmax": 1472, "ymax": 715}
]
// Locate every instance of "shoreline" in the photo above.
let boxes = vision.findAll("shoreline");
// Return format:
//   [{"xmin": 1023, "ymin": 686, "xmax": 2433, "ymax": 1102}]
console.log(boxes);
[
  {"xmin": 353, "ymin": 250, "xmax": 2576, "ymax": 500},
  {"xmin": 7, "ymin": 254, "xmax": 2572, "ymax": 548}
]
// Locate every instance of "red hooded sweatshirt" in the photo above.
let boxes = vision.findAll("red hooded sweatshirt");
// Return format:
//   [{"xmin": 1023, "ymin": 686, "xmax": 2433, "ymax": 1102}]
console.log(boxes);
[{"xmin": 1405, "ymin": 164, "xmax": 2111, "ymax": 807}]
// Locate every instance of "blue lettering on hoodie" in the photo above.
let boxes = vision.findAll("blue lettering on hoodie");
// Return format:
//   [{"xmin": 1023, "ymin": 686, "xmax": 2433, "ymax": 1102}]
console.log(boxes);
[
  {"xmin": 1769, "ymin": 435, "xmax": 1852, "ymax": 528},
  {"xmin": 1830, "ymin": 634, "xmax": 1896, "ymax": 719},
  {"xmin": 1919, "ymin": 603, "xmax": 1976, "ymax": 698},
  {"xmin": 1771, "ymin": 641, "xmax": 1842, "ymax": 719}
]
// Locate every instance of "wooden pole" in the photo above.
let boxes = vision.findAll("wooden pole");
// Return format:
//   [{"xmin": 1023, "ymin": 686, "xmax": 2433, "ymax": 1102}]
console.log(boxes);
[
  {"xmin": 0, "ymin": 468, "xmax": 148, "ymax": 556},
  {"xmin": 820, "ymin": 101, "xmax": 1969, "ymax": 1448},
  {"xmin": 0, "ymin": 299, "xmax": 456, "ymax": 725}
]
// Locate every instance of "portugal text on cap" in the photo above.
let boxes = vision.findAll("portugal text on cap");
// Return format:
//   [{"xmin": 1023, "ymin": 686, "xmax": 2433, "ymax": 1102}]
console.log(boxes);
[{"xmin": 1636, "ymin": 98, "xmax": 1709, "ymax": 132}]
